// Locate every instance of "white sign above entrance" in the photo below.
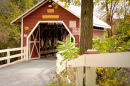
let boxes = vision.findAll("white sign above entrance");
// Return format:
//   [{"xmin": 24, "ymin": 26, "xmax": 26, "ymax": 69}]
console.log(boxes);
[{"xmin": 69, "ymin": 21, "xmax": 76, "ymax": 28}]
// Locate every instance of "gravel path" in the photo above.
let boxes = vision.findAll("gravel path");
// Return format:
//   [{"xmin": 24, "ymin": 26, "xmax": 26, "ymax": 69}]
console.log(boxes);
[{"xmin": 0, "ymin": 60, "xmax": 56, "ymax": 86}]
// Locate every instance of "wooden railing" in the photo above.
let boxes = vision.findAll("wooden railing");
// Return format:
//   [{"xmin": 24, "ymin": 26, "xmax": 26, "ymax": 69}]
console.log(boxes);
[
  {"xmin": 0, "ymin": 47, "xmax": 27, "ymax": 68},
  {"xmin": 56, "ymin": 50, "xmax": 130, "ymax": 86}
]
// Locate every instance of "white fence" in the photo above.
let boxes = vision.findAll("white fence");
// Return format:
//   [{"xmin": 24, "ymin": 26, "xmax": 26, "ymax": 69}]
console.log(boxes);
[
  {"xmin": 0, "ymin": 47, "xmax": 27, "ymax": 68},
  {"xmin": 57, "ymin": 51, "xmax": 130, "ymax": 86}
]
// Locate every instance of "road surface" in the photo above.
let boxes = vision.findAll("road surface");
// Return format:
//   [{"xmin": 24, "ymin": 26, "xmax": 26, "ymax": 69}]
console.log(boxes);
[{"xmin": 0, "ymin": 60, "xmax": 56, "ymax": 86}]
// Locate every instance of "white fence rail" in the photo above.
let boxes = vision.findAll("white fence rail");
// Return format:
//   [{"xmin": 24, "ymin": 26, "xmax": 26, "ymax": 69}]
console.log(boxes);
[
  {"xmin": 57, "ymin": 51, "xmax": 130, "ymax": 86},
  {"xmin": 67, "ymin": 52, "xmax": 130, "ymax": 67},
  {"xmin": 0, "ymin": 47, "xmax": 27, "ymax": 68}
]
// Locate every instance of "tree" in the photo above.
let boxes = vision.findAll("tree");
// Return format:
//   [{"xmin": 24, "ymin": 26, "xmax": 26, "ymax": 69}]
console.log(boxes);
[
  {"xmin": 0, "ymin": 0, "xmax": 37, "ymax": 50},
  {"xmin": 95, "ymin": 0, "xmax": 130, "ymax": 37},
  {"xmin": 0, "ymin": 2, "xmax": 22, "ymax": 49},
  {"xmin": 79, "ymin": 0, "xmax": 93, "ymax": 55},
  {"xmin": 10, "ymin": 0, "xmax": 37, "ymax": 11},
  {"xmin": 58, "ymin": 0, "xmax": 94, "ymax": 55}
]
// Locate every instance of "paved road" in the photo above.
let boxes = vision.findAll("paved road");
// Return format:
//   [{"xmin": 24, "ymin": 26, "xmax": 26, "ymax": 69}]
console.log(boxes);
[{"xmin": 0, "ymin": 60, "xmax": 56, "ymax": 86}]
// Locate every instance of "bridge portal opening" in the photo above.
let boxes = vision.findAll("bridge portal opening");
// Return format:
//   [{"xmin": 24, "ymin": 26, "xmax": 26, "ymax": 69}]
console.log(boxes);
[{"xmin": 28, "ymin": 21, "xmax": 74, "ymax": 60}]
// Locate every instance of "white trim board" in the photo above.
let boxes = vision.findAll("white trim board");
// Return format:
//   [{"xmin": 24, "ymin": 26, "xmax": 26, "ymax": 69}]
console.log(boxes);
[
  {"xmin": 38, "ymin": 25, "xmax": 41, "ymax": 59},
  {"xmin": 21, "ymin": 18, "xmax": 23, "ymax": 56},
  {"xmin": 21, "ymin": 18, "xmax": 23, "ymax": 48}
]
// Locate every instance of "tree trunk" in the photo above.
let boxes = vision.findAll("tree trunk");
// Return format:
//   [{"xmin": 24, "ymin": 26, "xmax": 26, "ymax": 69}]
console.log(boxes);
[
  {"xmin": 105, "ymin": 1, "xmax": 111, "ymax": 37},
  {"xmin": 105, "ymin": 1, "xmax": 110, "ymax": 23},
  {"xmin": 79, "ymin": 0, "xmax": 93, "ymax": 55}
]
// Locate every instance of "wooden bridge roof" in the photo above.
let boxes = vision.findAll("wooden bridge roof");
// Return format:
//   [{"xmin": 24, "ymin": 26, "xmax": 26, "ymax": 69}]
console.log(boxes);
[{"xmin": 11, "ymin": 0, "xmax": 111, "ymax": 29}]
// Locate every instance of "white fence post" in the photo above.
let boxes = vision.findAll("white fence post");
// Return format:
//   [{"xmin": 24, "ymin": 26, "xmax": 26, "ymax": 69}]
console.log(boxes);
[
  {"xmin": 7, "ymin": 50, "xmax": 10, "ymax": 65},
  {"xmin": 21, "ymin": 48, "xmax": 23, "ymax": 60},
  {"xmin": 84, "ymin": 49, "xmax": 100, "ymax": 86},
  {"xmin": 26, "ymin": 47, "xmax": 28, "ymax": 61},
  {"xmin": 76, "ymin": 67, "xmax": 83, "ymax": 86},
  {"xmin": 67, "ymin": 67, "xmax": 75, "ymax": 83},
  {"xmin": 24, "ymin": 48, "xmax": 26, "ymax": 60},
  {"xmin": 86, "ymin": 67, "xmax": 96, "ymax": 86}
]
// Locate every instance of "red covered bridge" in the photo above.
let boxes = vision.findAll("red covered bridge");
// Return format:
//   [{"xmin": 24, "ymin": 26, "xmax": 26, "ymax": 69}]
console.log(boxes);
[{"xmin": 11, "ymin": 0, "xmax": 111, "ymax": 60}]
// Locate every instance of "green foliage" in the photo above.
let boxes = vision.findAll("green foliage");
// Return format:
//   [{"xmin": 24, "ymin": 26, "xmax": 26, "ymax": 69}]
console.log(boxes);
[
  {"xmin": 0, "ymin": 0, "xmax": 37, "ymax": 50},
  {"xmin": 57, "ymin": 38, "xmax": 79, "ymax": 61},
  {"xmin": 20, "ymin": 0, "xmax": 36, "ymax": 11},
  {"xmin": 93, "ymin": 29, "xmax": 130, "ymax": 85},
  {"xmin": 114, "ymin": 13, "xmax": 130, "ymax": 36},
  {"xmin": 93, "ymin": 33, "xmax": 130, "ymax": 53},
  {"xmin": 58, "ymin": 0, "xmax": 80, "ymax": 8},
  {"xmin": 96, "ymin": 67, "xmax": 130, "ymax": 85},
  {"xmin": 0, "ymin": 2, "xmax": 22, "ymax": 49},
  {"xmin": 93, "ymin": 1, "xmax": 130, "ymax": 53},
  {"xmin": 10, "ymin": 0, "xmax": 37, "ymax": 11},
  {"xmin": 93, "ymin": 12, "xmax": 130, "ymax": 52}
]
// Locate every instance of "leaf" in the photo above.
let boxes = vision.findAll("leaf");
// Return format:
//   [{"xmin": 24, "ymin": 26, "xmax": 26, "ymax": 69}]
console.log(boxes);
[
  {"xmin": 58, "ymin": 41, "xmax": 64, "ymax": 44},
  {"xmin": 56, "ymin": 37, "xmax": 79, "ymax": 61}
]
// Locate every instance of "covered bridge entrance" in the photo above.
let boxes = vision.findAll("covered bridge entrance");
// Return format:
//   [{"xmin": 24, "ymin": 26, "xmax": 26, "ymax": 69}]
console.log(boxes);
[
  {"xmin": 27, "ymin": 21, "xmax": 74, "ymax": 59},
  {"xmin": 11, "ymin": 0, "xmax": 111, "ymax": 60}
]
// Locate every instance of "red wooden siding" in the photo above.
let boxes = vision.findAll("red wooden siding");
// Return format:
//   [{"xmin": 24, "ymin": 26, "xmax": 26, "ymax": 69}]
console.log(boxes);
[{"xmin": 93, "ymin": 30, "xmax": 104, "ymax": 38}]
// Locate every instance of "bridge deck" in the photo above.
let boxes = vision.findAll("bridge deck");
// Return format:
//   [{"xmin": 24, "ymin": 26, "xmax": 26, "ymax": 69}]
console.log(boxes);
[{"xmin": 0, "ymin": 60, "xmax": 56, "ymax": 86}]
